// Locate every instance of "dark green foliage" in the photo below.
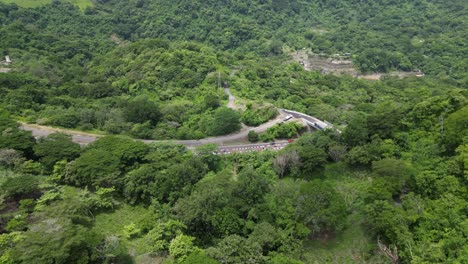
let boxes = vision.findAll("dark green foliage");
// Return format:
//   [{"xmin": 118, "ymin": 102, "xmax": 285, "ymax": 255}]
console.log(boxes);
[
  {"xmin": 34, "ymin": 133, "xmax": 81, "ymax": 171},
  {"xmin": 9, "ymin": 218, "xmax": 101, "ymax": 263},
  {"xmin": 124, "ymin": 96, "xmax": 161, "ymax": 125},
  {"xmin": 203, "ymin": 93, "xmax": 221, "ymax": 110},
  {"xmin": 1, "ymin": 175, "xmax": 40, "ymax": 200},
  {"xmin": 0, "ymin": 111, "xmax": 35, "ymax": 156},
  {"xmin": 124, "ymin": 157, "xmax": 207, "ymax": 205},
  {"xmin": 87, "ymin": 136, "xmax": 150, "ymax": 170},
  {"xmin": 342, "ymin": 114, "xmax": 369, "ymax": 147},
  {"xmin": 209, "ymin": 108, "xmax": 241, "ymax": 136},
  {"xmin": 65, "ymin": 148, "xmax": 120, "ymax": 188},
  {"xmin": 248, "ymin": 130, "xmax": 259, "ymax": 142},
  {"xmin": 296, "ymin": 181, "xmax": 347, "ymax": 234},
  {"xmin": 234, "ymin": 166, "xmax": 270, "ymax": 212},
  {"xmin": 367, "ymin": 102, "xmax": 403, "ymax": 139},
  {"xmin": 262, "ymin": 122, "xmax": 302, "ymax": 141},
  {"xmin": 443, "ymin": 105, "xmax": 468, "ymax": 152},
  {"xmin": 298, "ymin": 145, "xmax": 328, "ymax": 175},
  {"xmin": 173, "ymin": 173, "xmax": 231, "ymax": 235},
  {"xmin": 355, "ymin": 49, "xmax": 412, "ymax": 73},
  {"xmin": 195, "ymin": 144, "xmax": 221, "ymax": 171},
  {"xmin": 0, "ymin": 128, "xmax": 35, "ymax": 157},
  {"xmin": 182, "ymin": 251, "xmax": 219, "ymax": 264}
]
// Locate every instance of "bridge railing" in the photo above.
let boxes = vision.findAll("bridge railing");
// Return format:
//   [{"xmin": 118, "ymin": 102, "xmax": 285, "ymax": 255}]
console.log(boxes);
[{"xmin": 282, "ymin": 109, "xmax": 330, "ymax": 128}]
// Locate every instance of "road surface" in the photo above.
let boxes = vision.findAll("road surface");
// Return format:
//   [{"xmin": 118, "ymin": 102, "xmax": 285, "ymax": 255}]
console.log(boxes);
[
  {"xmin": 217, "ymin": 141, "xmax": 289, "ymax": 154},
  {"xmin": 20, "ymin": 107, "xmax": 334, "ymax": 147},
  {"xmin": 20, "ymin": 123, "xmax": 292, "ymax": 154},
  {"xmin": 225, "ymin": 87, "xmax": 237, "ymax": 110},
  {"xmin": 20, "ymin": 108, "xmax": 334, "ymax": 154},
  {"xmin": 20, "ymin": 111, "xmax": 289, "ymax": 147}
]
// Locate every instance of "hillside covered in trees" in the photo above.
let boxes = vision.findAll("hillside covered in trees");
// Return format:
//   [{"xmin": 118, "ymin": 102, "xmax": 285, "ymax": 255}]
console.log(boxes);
[{"xmin": 0, "ymin": 0, "xmax": 467, "ymax": 263}]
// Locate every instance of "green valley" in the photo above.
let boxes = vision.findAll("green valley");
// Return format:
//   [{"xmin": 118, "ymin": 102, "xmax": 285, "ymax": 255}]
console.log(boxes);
[{"xmin": 0, "ymin": 0, "xmax": 466, "ymax": 263}]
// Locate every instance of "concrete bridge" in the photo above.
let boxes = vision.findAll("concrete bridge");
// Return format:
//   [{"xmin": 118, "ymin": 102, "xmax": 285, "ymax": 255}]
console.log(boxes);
[{"xmin": 281, "ymin": 109, "xmax": 336, "ymax": 131}]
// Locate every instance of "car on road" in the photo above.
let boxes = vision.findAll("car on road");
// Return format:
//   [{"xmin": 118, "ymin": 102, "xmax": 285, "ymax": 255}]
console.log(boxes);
[{"xmin": 283, "ymin": 115, "xmax": 293, "ymax": 121}]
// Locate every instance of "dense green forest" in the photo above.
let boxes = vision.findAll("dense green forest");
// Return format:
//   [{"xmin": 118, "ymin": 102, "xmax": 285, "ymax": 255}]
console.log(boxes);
[{"xmin": 0, "ymin": 0, "xmax": 467, "ymax": 263}]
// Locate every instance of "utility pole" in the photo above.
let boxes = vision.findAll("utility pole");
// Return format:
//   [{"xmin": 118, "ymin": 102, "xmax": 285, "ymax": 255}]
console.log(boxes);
[{"xmin": 217, "ymin": 72, "xmax": 221, "ymax": 89}]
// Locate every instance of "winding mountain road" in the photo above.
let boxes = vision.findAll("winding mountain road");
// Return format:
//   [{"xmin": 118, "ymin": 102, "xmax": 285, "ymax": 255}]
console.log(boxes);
[
  {"xmin": 20, "ymin": 85, "xmax": 335, "ymax": 150},
  {"xmin": 21, "ymin": 108, "xmax": 289, "ymax": 147}
]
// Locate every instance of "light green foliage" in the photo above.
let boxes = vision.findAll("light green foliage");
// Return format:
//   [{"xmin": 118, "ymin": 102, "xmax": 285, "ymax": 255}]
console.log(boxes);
[
  {"xmin": 372, "ymin": 158, "xmax": 409, "ymax": 178},
  {"xmin": 365, "ymin": 200, "xmax": 409, "ymax": 242},
  {"xmin": 93, "ymin": 204, "xmax": 150, "ymax": 237},
  {"xmin": 268, "ymin": 253, "xmax": 303, "ymax": 264},
  {"xmin": 169, "ymin": 234, "xmax": 200, "ymax": 262},
  {"xmin": 5, "ymin": 214, "xmax": 28, "ymax": 232},
  {"xmin": 0, "ymin": 232, "xmax": 25, "ymax": 263},
  {"xmin": 261, "ymin": 122, "xmax": 302, "ymax": 141},
  {"xmin": 92, "ymin": 187, "xmax": 117, "ymax": 210},
  {"xmin": 8, "ymin": 218, "xmax": 100, "ymax": 263},
  {"xmin": 123, "ymin": 223, "xmax": 141, "ymax": 239},
  {"xmin": 18, "ymin": 198, "xmax": 35, "ymax": 213},
  {"xmin": 206, "ymin": 235, "xmax": 263, "ymax": 264},
  {"xmin": 2, "ymin": 186, "xmax": 107, "ymax": 262},
  {"xmin": 35, "ymin": 189, "xmax": 61, "ymax": 211},
  {"xmin": 145, "ymin": 219, "xmax": 186, "ymax": 254},
  {"xmin": 248, "ymin": 222, "xmax": 280, "ymax": 255},
  {"xmin": 181, "ymin": 251, "xmax": 219, "ymax": 264},
  {"xmin": 241, "ymin": 105, "xmax": 278, "ymax": 126},
  {"xmin": 0, "ymin": 0, "xmax": 466, "ymax": 263}
]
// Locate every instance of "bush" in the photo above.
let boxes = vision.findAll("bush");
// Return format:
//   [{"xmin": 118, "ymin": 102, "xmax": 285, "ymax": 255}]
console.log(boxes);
[
  {"xmin": 1, "ymin": 175, "xmax": 40, "ymax": 200},
  {"xmin": 248, "ymin": 130, "xmax": 259, "ymax": 142},
  {"xmin": 241, "ymin": 106, "xmax": 278, "ymax": 126},
  {"xmin": 209, "ymin": 108, "xmax": 241, "ymax": 136}
]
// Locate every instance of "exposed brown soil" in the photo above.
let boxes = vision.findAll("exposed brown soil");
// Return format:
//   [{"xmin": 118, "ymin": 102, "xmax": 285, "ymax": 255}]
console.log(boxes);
[{"xmin": 290, "ymin": 51, "xmax": 424, "ymax": 80}]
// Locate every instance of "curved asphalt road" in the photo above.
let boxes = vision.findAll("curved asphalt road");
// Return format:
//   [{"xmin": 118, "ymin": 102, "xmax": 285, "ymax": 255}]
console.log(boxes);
[
  {"xmin": 20, "ymin": 108, "xmax": 289, "ymax": 147},
  {"xmin": 20, "ymin": 107, "xmax": 338, "ymax": 148},
  {"xmin": 20, "ymin": 86, "xmax": 334, "ymax": 148}
]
